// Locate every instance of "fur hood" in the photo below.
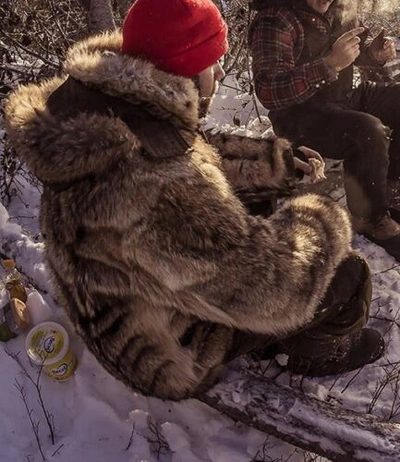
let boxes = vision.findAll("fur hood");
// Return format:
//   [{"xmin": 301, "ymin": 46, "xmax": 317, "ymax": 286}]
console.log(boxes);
[{"xmin": 5, "ymin": 31, "xmax": 201, "ymax": 185}]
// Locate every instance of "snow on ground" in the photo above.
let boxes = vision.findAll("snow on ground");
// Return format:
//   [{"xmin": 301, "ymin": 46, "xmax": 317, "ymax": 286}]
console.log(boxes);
[{"xmin": 0, "ymin": 75, "xmax": 399, "ymax": 462}]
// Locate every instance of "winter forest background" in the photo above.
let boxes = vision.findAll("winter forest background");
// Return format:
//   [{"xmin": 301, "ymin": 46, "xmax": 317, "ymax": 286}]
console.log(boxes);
[{"xmin": 1, "ymin": 1, "xmax": 400, "ymax": 461}]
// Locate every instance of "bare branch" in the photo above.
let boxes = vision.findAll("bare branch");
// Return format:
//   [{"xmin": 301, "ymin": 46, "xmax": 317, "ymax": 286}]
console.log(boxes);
[
  {"xmin": 6, "ymin": 350, "xmax": 56, "ymax": 445},
  {"xmin": 1, "ymin": 29, "xmax": 58, "ymax": 69},
  {"xmin": 14, "ymin": 379, "xmax": 46, "ymax": 461},
  {"xmin": 138, "ymin": 416, "xmax": 171, "ymax": 459},
  {"xmin": 125, "ymin": 421, "xmax": 136, "ymax": 451}
]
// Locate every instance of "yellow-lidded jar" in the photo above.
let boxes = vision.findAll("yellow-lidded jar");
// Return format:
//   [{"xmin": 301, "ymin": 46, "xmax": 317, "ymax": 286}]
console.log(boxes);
[{"xmin": 25, "ymin": 321, "xmax": 77, "ymax": 381}]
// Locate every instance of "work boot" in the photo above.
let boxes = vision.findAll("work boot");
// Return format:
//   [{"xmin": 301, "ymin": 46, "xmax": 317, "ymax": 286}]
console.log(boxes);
[
  {"xmin": 286, "ymin": 328, "xmax": 384, "ymax": 377},
  {"xmin": 352, "ymin": 213, "xmax": 400, "ymax": 261}
]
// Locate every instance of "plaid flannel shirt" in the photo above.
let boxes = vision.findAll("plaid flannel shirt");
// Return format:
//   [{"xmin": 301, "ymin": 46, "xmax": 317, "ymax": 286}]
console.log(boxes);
[{"xmin": 249, "ymin": 5, "xmax": 373, "ymax": 111}]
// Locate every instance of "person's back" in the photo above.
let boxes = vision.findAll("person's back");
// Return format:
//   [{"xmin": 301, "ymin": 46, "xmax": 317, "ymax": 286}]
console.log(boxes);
[{"xmin": 5, "ymin": 0, "xmax": 384, "ymax": 399}]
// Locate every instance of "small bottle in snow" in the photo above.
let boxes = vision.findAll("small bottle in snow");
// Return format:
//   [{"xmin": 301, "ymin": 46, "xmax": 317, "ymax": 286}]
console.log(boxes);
[
  {"xmin": 0, "ymin": 301, "xmax": 20, "ymax": 342},
  {"xmin": 0, "ymin": 259, "xmax": 31, "ymax": 341},
  {"xmin": 2, "ymin": 259, "xmax": 28, "ymax": 303}
]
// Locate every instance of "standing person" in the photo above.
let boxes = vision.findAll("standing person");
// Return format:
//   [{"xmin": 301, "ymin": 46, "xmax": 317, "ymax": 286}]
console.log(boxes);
[
  {"xmin": 249, "ymin": 0, "xmax": 400, "ymax": 260},
  {"xmin": 6, "ymin": 0, "xmax": 383, "ymax": 400}
]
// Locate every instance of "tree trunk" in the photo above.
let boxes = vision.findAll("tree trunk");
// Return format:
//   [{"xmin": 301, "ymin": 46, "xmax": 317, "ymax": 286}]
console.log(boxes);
[
  {"xmin": 78, "ymin": 0, "xmax": 116, "ymax": 33},
  {"xmin": 200, "ymin": 375, "xmax": 400, "ymax": 462},
  {"xmin": 117, "ymin": 0, "xmax": 134, "ymax": 17}
]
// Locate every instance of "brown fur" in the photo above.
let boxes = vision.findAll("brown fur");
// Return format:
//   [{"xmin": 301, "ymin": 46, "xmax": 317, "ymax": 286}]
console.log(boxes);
[
  {"xmin": 5, "ymin": 31, "xmax": 353, "ymax": 399},
  {"xmin": 207, "ymin": 130, "xmax": 296, "ymax": 193}
]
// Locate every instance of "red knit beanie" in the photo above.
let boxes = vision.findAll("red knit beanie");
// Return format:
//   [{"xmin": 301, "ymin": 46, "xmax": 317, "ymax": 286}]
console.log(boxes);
[{"xmin": 122, "ymin": 0, "xmax": 229, "ymax": 77}]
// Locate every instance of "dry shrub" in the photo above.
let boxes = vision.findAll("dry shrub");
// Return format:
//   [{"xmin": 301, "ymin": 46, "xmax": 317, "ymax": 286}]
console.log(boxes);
[{"xmin": 0, "ymin": 0, "xmax": 87, "ymax": 85}]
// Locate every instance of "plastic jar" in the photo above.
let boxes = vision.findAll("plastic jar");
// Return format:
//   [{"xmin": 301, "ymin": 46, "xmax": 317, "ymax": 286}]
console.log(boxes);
[{"xmin": 25, "ymin": 321, "xmax": 77, "ymax": 381}]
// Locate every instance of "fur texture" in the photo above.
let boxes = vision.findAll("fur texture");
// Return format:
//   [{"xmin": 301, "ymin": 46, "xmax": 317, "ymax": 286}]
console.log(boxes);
[
  {"xmin": 5, "ymin": 31, "xmax": 353, "ymax": 399},
  {"xmin": 207, "ymin": 130, "xmax": 296, "ymax": 193}
]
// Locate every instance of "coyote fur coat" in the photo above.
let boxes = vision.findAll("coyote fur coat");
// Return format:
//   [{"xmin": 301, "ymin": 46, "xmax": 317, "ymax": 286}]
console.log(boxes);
[{"xmin": 6, "ymin": 32, "xmax": 353, "ymax": 399}]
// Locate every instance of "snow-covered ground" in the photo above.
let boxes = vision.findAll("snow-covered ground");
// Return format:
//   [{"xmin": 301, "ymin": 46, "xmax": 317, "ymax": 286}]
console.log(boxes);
[{"xmin": 0, "ymin": 76, "xmax": 399, "ymax": 462}]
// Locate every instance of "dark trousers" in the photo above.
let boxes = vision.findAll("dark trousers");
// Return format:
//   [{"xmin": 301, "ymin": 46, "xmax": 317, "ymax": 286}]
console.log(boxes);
[
  {"xmin": 271, "ymin": 81, "xmax": 400, "ymax": 220},
  {"xmin": 195, "ymin": 254, "xmax": 370, "ymax": 395},
  {"xmin": 224, "ymin": 254, "xmax": 370, "ymax": 363}
]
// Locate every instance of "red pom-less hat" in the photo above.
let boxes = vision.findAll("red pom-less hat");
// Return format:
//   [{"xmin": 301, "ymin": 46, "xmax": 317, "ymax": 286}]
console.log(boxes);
[{"xmin": 122, "ymin": 0, "xmax": 229, "ymax": 77}]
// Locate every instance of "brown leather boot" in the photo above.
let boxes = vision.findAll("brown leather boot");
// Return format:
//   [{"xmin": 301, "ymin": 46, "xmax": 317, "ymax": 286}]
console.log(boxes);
[
  {"xmin": 286, "ymin": 328, "xmax": 384, "ymax": 377},
  {"xmin": 352, "ymin": 213, "xmax": 400, "ymax": 261}
]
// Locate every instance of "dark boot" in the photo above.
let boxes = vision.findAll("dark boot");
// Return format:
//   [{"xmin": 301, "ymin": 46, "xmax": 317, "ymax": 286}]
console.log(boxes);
[
  {"xmin": 286, "ymin": 328, "xmax": 384, "ymax": 377},
  {"xmin": 272, "ymin": 254, "xmax": 384, "ymax": 376},
  {"xmin": 352, "ymin": 213, "xmax": 400, "ymax": 261}
]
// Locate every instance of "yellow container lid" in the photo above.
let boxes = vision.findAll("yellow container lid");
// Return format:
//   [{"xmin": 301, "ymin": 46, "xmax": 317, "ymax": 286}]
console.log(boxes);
[{"xmin": 25, "ymin": 321, "xmax": 70, "ymax": 366}]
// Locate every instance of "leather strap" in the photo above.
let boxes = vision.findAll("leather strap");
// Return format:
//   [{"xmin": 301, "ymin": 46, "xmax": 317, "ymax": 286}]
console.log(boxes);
[
  {"xmin": 43, "ymin": 76, "xmax": 192, "ymax": 191},
  {"xmin": 46, "ymin": 76, "xmax": 191, "ymax": 160}
]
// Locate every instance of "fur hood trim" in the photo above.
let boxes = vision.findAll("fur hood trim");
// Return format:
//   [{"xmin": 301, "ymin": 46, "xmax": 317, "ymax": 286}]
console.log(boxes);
[
  {"xmin": 64, "ymin": 31, "xmax": 199, "ymax": 129},
  {"xmin": 5, "ymin": 31, "xmax": 202, "ymax": 184}
]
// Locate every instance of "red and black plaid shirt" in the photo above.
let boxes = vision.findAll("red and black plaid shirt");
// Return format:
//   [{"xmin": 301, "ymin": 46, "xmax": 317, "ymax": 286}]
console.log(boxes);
[{"xmin": 249, "ymin": 5, "xmax": 372, "ymax": 110}]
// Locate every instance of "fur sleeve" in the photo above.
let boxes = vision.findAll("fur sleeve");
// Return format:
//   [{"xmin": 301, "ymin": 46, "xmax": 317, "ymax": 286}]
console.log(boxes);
[
  {"xmin": 137, "ymin": 175, "xmax": 353, "ymax": 337},
  {"xmin": 205, "ymin": 130, "xmax": 296, "ymax": 194}
]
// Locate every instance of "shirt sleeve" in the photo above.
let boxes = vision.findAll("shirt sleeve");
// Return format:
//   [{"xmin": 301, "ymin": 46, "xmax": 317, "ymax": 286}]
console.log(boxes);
[{"xmin": 249, "ymin": 10, "xmax": 338, "ymax": 110}]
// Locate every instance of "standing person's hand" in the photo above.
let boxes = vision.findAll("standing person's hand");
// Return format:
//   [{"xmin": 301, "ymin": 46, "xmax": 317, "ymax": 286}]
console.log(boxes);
[
  {"xmin": 369, "ymin": 29, "xmax": 397, "ymax": 63},
  {"xmin": 324, "ymin": 27, "xmax": 365, "ymax": 73}
]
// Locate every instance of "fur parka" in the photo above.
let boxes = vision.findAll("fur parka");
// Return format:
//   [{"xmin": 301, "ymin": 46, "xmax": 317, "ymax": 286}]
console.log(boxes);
[{"xmin": 5, "ymin": 32, "xmax": 353, "ymax": 399}]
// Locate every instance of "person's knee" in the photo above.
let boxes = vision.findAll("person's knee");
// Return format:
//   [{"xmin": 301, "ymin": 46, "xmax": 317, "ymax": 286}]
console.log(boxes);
[
  {"xmin": 343, "ymin": 114, "xmax": 390, "ymax": 178},
  {"xmin": 337, "ymin": 254, "xmax": 371, "ymax": 321},
  {"xmin": 339, "ymin": 254, "xmax": 371, "ymax": 297},
  {"xmin": 352, "ymin": 114, "xmax": 391, "ymax": 153},
  {"xmin": 322, "ymin": 253, "xmax": 371, "ymax": 315}
]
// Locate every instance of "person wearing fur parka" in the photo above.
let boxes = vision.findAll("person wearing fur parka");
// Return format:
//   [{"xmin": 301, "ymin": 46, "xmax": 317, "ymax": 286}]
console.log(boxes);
[{"xmin": 5, "ymin": 0, "xmax": 384, "ymax": 400}]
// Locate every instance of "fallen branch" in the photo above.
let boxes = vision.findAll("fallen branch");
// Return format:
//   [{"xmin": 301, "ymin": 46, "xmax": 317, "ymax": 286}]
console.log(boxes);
[{"xmin": 200, "ymin": 375, "xmax": 400, "ymax": 462}]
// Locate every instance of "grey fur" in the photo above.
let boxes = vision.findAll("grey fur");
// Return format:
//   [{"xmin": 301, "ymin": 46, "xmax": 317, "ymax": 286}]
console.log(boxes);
[{"xmin": 5, "ymin": 32, "xmax": 353, "ymax": 399}]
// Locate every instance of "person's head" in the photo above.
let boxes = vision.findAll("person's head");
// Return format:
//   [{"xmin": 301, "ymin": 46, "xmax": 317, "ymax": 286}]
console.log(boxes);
[
  {"xmin": 305, "ymin": 0, "xmax": 335, "ymax": 14},
  {"xmin": 122, "ymin": 0, "xmax": 228, "ymax": 110}
]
